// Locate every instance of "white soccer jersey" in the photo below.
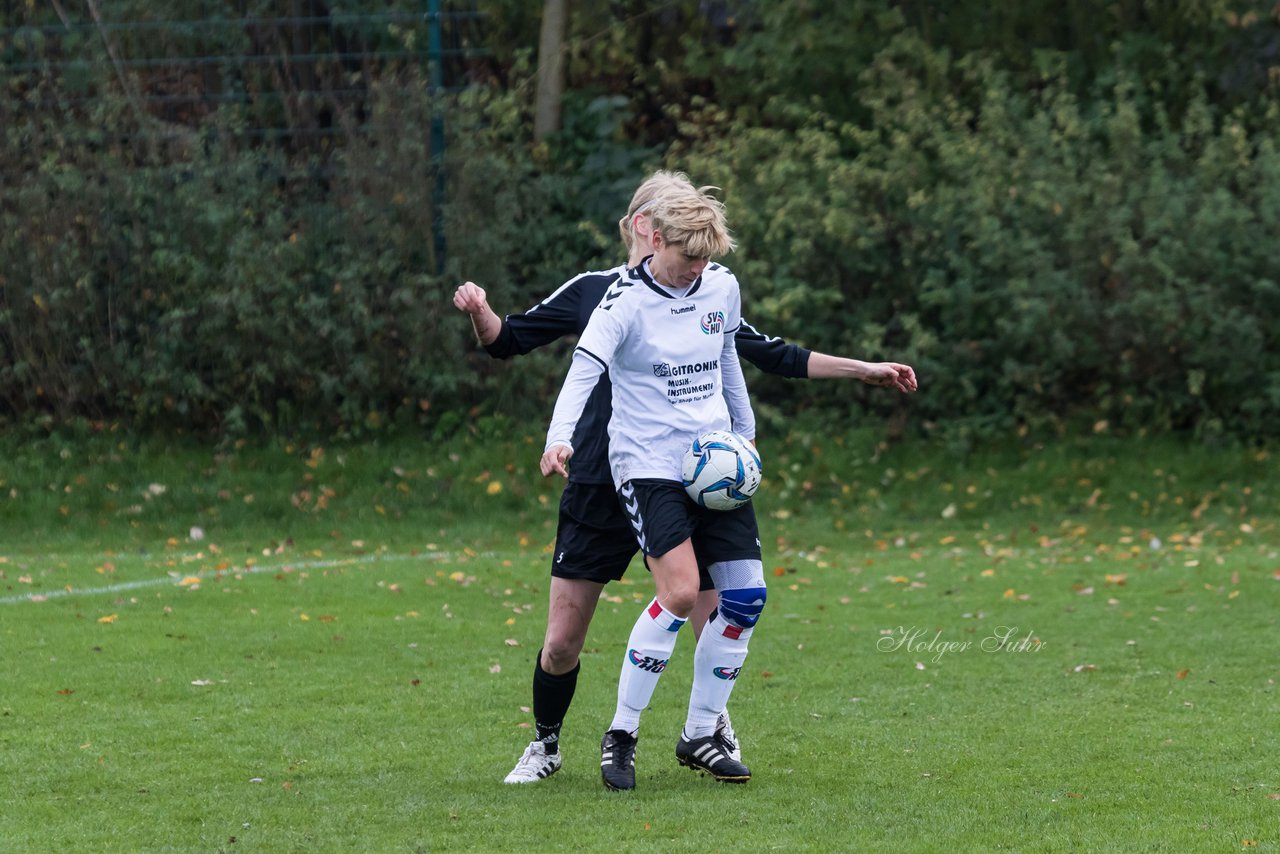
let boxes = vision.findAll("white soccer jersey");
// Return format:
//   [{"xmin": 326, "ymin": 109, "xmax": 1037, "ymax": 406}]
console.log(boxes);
[{"xmin": 546, "ymin": 260, "xmax": 756, "ymax": 487}]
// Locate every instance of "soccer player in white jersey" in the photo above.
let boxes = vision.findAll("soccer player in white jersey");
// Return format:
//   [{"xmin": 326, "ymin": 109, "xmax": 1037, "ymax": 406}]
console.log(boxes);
[
  {"xmin": 541, "ymin": 183, "xmax": 762, "ymax": 789},
  {"xmin": 457, "ymin": 171, "xmax": 917, "ymax": 787}
]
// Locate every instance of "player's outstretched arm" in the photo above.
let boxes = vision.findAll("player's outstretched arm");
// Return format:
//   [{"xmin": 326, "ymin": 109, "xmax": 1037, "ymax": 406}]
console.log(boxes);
[
  {"xmin": 807, "ymin": 352, "xmax": 918, "ymax": 393},
  {"xmin": 452, "ymin": 281, "xmax": 503, "ymax": 346}
]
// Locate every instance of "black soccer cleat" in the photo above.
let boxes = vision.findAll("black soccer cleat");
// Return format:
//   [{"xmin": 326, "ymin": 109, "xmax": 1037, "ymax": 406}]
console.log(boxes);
[
  {"xmin": 600, "ymin": 729, "xmax": 637, "ymax": 791},
  {"xmin": 676, "ymin": 731, "xmax": 751, "ymax": 783}
]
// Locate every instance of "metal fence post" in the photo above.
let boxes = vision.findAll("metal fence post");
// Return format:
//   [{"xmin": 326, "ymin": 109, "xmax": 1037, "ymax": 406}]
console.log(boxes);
[{"xmin": 427, "ymin": 0, "xmax": 446, "ymax": 274}]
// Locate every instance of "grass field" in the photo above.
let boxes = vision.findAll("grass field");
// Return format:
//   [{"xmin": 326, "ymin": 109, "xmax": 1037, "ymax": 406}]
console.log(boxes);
[{"xmin": 1, "ymin": 428, "xmax": 1277, "ymax": 851}]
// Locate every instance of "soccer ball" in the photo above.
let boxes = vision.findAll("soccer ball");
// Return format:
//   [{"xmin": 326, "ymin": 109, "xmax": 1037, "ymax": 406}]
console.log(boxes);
[{"xmin": 681, "ymin": 430, "xmax": 762, "ymax": 511}]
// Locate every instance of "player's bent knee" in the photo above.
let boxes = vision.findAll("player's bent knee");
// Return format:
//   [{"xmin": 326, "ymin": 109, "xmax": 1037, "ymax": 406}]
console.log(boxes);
[
  {"xmin": 706, "ymin": 559, "xmax": 767, "ymax": 629},
  {"xmin": 718, "ymin": 585, "xmax": 768, "ymax": 629},
  {"xmin": 662, "ymin": 584, "xmax": 700, "ymax": 619},
  {"xmin": 542, "ymin": 623, "xmax": 590, "ymax": 670},
  {"xmin": 542, "ymin": 636, "xmax": 585, "ymax": 672}
]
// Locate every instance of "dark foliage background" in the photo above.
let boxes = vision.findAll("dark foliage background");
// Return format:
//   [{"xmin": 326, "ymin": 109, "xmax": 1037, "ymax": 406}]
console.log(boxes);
[{"xmin": 2, "ymin": 0, "xmax": 1278, "ymax": 440}]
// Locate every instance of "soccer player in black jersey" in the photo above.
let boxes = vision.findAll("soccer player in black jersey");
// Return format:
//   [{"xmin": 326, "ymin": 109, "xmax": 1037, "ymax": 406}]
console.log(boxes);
[{"xmin": 455, "ymin": 171, "xmax": 915, "ymax": 785}]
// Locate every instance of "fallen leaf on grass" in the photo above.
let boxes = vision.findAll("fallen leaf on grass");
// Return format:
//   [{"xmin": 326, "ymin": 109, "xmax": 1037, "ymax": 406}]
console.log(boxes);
[
  {"xmin": 1176, "ymin": 668, "xmax": 1190, "ymax": 680},
  {"xmin": 1072, "ymin": 664, "xmax": 1098, "ymax": 673},
  {"xmin": 98, "ymin": 614, "xmax": 118, "ymax": 624}
]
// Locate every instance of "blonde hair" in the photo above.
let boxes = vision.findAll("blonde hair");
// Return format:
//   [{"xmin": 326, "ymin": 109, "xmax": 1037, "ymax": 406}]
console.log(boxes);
[
  {"xmin": 645, "ymin": 183, "xmax": 735, "ymax": 260},
  {"xmin": 618, "ymin": 170, "xmax": 732, "ymax": 256}
]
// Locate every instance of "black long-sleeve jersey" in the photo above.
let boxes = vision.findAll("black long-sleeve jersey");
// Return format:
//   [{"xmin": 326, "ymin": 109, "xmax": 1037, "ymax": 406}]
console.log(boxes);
[{"xmin": 485, "ymin": 264, "xmax": 811, "ymax": 485}]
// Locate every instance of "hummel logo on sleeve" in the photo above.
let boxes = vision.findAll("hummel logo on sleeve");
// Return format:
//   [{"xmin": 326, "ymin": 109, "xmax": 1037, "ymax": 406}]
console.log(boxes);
[{"xmin": 599, "ymin": 280, "xmax": 632, "ymax": 311}]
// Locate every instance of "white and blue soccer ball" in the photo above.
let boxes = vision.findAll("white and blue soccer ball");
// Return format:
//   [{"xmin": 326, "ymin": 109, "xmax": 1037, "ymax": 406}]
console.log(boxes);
[{"xmin": 681, "ymin": 430, "xmax": 762, "ymax": 511}]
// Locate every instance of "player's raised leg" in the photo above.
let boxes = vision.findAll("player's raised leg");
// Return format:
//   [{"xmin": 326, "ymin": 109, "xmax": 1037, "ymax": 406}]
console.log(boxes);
[
  {"xmin": 678, "ymin": 504, "xmax": 765, "ymax": 782},
  {"xmin": 678, "ymin": 562, "xmax": 764, "ymax": 782},
  {"xmin": 690, "ymin": 586, "xmax": 743, "ymax": 762}
]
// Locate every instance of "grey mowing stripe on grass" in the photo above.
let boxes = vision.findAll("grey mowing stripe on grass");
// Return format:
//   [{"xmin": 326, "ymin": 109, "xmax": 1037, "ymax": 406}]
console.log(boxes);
[{"xmin": 0, "ymin": 551, "xmax": 471, "ymax": 605}]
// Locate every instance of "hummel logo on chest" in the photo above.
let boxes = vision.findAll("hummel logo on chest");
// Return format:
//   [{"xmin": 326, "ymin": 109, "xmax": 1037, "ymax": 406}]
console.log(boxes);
[{"xmin": 670, "ymin": 304, "xmax": 697, "ymax": 315}]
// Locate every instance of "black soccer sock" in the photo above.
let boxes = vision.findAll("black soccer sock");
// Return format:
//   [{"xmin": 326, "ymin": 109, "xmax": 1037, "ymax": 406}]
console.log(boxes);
[{"xmin": 532, "ymin": 650, "xmax": 580, "ymax": 754}]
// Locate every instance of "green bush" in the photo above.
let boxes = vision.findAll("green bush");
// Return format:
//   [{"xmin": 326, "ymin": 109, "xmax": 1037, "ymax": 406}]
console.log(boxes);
[
  {"xmin": 681, "ymin": 34, "xmax": 1280, "ymax": 439},
  {"xmin": 4, "ymin": 2, "xmax": 1279, "ymax": 441}
]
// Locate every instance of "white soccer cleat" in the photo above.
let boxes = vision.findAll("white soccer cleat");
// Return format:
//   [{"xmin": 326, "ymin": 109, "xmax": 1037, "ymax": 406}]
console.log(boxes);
[
  {"xmin": 715, "ymin": 711, "xmax": 742, "ymax": 762},
  {"xmin": 503, "ymin": 740, "xmax": 562, "ymax": 784}
]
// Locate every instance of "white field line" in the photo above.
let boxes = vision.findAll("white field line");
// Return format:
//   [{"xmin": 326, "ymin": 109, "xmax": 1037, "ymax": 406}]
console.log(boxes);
[{"xmin": 0, "ymin": 550, "xmax": 470, "ymax": 605}]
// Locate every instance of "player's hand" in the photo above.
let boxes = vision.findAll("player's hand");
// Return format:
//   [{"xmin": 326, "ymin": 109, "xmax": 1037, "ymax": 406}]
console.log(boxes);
[
  {"xmin": 540, "ymin": 444, "xmax": 573, "ymax": 478},
  {"xmin": 452, "ymin": 282, "xmax": 489, "ymax": 316},
  {"xmin": 863, "ymin": 362, "xmax": 918, "ymax": 394}
]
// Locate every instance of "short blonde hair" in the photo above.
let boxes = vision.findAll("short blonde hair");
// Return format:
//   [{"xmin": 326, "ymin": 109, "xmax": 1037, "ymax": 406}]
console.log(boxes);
[
  {"xmin": 645, "ymin": 183, "xmax": 735, "ymax": 260},
  {"xmin": 618, "ymin": 170, "xmax": 730, "ymax": 254}
]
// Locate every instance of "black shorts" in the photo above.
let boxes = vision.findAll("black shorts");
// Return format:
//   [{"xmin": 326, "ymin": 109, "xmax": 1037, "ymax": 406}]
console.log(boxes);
[
  {"xmin": 619, "ymin": 479, "xmax": 761, "ymax": 574},
  {"xmin": 550, "ymin": 481, "xmax": 641, "ymax": 584}
]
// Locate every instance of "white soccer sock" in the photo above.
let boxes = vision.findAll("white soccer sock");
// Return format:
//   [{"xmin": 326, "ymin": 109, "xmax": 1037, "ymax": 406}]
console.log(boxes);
[
  {"xmin": 684, "ymin": 612, "xmax": 753, "ymax": 739},
  {"xmin": 609, "ymin": 598, "xmax": 685, "ymax": 734}
]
